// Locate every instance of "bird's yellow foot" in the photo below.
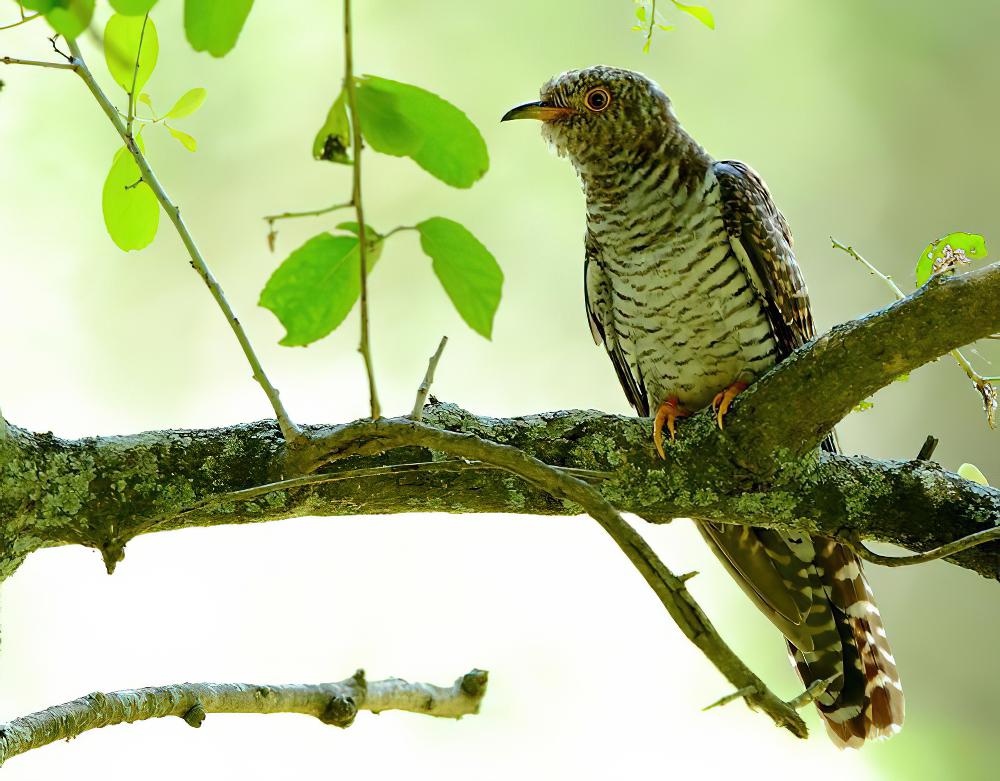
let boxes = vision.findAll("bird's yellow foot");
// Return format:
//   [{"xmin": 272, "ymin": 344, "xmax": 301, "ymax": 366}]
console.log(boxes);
[
  {"xmin": 711, "ymin": 381, "xmax": 749, "ymax": 429},
  {"xmin": 653, "ymin": 397, "xmax": 689, "ymax": 460}
]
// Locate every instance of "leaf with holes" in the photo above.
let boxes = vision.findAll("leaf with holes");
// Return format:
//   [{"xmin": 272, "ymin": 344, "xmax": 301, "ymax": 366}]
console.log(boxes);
[
  {"xmin": 915, "ymin": 232, "xmax": 987, "ymax": 287},
  {"xmin": 313, "ymin": 90, "xmax": 351, "ymax": 164},
  {"xmin": 417, "ymin": 217, "xmax": 502, "ymax": 338},
  {"xmin": 184, "ymin": 0, "xmax": 254, "ymax": 57},
  {"xmin": 105, "ymin": 13, "xmax": 159, "ymax": 95},
  {"xmin": 355, "ymin": 76, "xmax": 488, "ymax": 188},
  {"xmin": 102, "ymin": 144, "xmax": 159, "ymax": 251}
]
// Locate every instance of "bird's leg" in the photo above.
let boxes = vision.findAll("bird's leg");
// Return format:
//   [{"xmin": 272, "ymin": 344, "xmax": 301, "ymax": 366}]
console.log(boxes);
[
  {"xmin": 653, "ymin": 397, "xmax": 689, "ymax": 459},
  {"xmin": 711, "ymin": 381, "xmax": 749, "ymax": 429}
]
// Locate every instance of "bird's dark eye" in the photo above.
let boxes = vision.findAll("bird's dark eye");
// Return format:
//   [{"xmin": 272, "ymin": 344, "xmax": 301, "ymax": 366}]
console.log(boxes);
[{"xmin": 584, "ymin": 87, "xmax": 611, "ymax": 113}]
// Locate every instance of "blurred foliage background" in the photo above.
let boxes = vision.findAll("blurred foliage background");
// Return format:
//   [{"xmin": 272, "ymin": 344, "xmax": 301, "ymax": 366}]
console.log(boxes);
[{"xmin": 1, "ymin": 0, "xmax": 998, "ymax": 778}]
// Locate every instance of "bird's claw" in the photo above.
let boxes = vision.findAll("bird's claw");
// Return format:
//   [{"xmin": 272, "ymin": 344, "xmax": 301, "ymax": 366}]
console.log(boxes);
[
  {"xmin": 653, "ymin": 398, "xmax": 689, "ymax": 459},
  {"xmin": 711, "ymin": 381, "xmax": 749, "ymax": 429}
]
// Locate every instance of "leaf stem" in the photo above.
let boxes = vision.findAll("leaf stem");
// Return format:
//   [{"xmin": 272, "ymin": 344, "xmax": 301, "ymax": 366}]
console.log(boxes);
[
  {"xmin": 125, "ymin": 13, "xmax": 150, "ymax": 138},
  {"xmin": 343, "ymin": 0, "xmax": 380, "ymax": 419},
  {"xmin": 262, "ymin": 200, "xmax": 353, "ymax": 226},
  {"xmin": 65, "ymin": 38, "xmax": 302, "ymax": 444}
]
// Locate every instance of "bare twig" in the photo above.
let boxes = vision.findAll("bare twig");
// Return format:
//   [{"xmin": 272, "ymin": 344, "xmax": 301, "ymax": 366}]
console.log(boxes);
[
  {"xmin": 263, "ymin": 201, "xmax": 353, "ymax": 225},
  {"xmin": 0, "ymin": 669, "xmax": 487, "ymax": 766},
  {"xmin": 62, "ymin": 38, "xmax": 302, "ymax": 444},
  {"xmin": 786, "ymin": 674, "xmax": 840, "ymax": 710},
  {"xmin": 832, "ymin": 237, "xmax": 997, "ymax": 428},
  {"xmin": 0, "ymin": 55, "xmax": 75, "ymax": 69},
  {"xmin": 0, "ymin": 12, "xmax": 39, "ymax": 31},
  {"xmin": 846, "ymin": 526, "xmax": 1000, "ymax": 568},
  {"xmin": 300, "ymin": 417, "xmax": 809, "ymax": 737},
  {"xmin": 342, "ymin": 0, "xmax": 380, "ymax": 419},
  {"xmin": 411, "ymin": 336, "xmax": 448, "ymax": 420},
  {"xmin": 915, "ymin": 434, "xmax": 939, "ymax": 461}
]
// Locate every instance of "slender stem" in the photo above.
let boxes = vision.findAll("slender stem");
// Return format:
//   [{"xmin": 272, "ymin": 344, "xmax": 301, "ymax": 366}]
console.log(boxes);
[
  {"xmin": 645, "ymin": 0, "xmax": 657, "ymax": 50},
  {"xmin": 0, "ymin": 11, "xmax": 39, "ymax": 30},
  {"xmin": 0, "ymin": 55, "xmax": 75, "ymax": 69},
  {"xmin": 848, "ymin": 524, "xmax": 1000, "ymax": 568},
  {"xmin": 125, "ymin": 13, "xmax": 149, "ymax": 138},
  {"xmin": 64, "ymin": 39, "xmax": 301, "ymax": 443},
  {"xmin": 263, "ymin": 201, "xmax": 352, "ymax": 225},
  {"xmin": 343, "ymin": 0, "xmax": 380, "ymax": 419},
  {"xmin": 411, "ymin": 336, "xmax": 448, "ymax": 420}
]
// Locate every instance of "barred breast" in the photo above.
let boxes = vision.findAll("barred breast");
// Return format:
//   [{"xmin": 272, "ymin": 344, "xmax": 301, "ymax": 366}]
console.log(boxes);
[{"xmin": 586, "ymin": 164, "xmax": 776, "ymax": 412}]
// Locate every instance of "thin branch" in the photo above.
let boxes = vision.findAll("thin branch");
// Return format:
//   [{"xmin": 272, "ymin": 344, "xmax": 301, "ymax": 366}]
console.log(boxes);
[
  {"xmin": 0, "ymin": 55, "xmax": 75, "ymax": 69},
  {"xmin": 342, "ymin": 0, "xmax": 380, "ymax": 419},
  {"xmin": 847, "ymin": 525, "xmax": 1000, "ymax": 568},
  {"xmin": 832, "ymin": 237, "xmax": 997, "ymax": 428},
  {"xmin": 124, "ymin": 13, "xmax": 149, "ymax": 138},
  {"xmin": 411, "ymin": 336, "xmax": 448, "ymax": 420},
  {"xmin": 0, "ymin": 12, "xmax": 40, "ymax": 31},
  {"xmin": 63, "ymin": 38, "xmax": 302, "ymax": 444},
  {"xmin": 300, "ymin": 417, "xmax": 809, "ymax": 737},
  {"xmin": 0, "ymin": 669, "xmax": 487, "ymax": 766},
  {"xmin": 263, "ymin": 201, "xmax": 353, "ymax": 225}
]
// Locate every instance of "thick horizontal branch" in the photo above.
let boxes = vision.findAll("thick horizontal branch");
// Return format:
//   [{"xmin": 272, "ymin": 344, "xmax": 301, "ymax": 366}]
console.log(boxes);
[
  {"xmin": 2, "ymin": 401, "xmax": 998, "ymax": 580},
  {"xmin": 0, "ymin": 669, "xmax": 488, "ymax": 766}
]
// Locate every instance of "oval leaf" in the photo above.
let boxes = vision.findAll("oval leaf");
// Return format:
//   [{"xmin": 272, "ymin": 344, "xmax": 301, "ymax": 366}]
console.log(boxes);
[
  {"xmin": 166, "ymin": 87, "xmax": 206, "ymax": 119},
  {"xmin": 110, "ymin": 0, "xmax": 158, "ymax": 14},
  {"xmin": 356, "ymin": 76, "xmax": 489, "ymax": 188},
  {"xmin": 916, "ymin": 232, "xmax": 987, "ymax": 287},
  {"xmin": 166, "ymin": 125, "xmax": 197, "ymax": 152},
  {"xmin": 417, "ymin": 217, "xmax": 502, "ymax": 338},
  {"xmin": 105, "ymin": 13, "xmax": 159, "ymax": 95},
  {"xmin": 313, "ymin": 90, "xmax": 351, "ymax": 164},
  {"xmin": 45, "ymin": 0, "xmax": 94, "ymax": 39},
  {"xmin": 958, "ymin": 463, "xmax": 990, "ymax": 486},
  {"xmin": 184, "ymin": 0, "xmax": 254, "ymax": 57},
  {"xmin": 259, "ymin": 233, "xmax": 380, "ymax": 346},
  {"xmin": 102, "ymin": 146, "xmax": 160, "ymax": 251},
  {"xmin": 671, "ymin": 1, "xmax": 715, "ymax": 28}
]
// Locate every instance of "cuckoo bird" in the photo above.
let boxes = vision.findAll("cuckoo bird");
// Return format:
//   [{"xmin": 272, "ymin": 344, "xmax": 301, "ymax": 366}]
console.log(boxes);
[{"xmin": 503, "ymin": 66, "xmax": 903, "ymax": 748}]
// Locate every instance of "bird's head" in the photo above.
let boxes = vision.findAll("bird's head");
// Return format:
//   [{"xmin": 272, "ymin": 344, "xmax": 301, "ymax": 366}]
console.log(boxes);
[{"xmin": 502, "ymin": 66, "xmax": 675, "ymax": 170}]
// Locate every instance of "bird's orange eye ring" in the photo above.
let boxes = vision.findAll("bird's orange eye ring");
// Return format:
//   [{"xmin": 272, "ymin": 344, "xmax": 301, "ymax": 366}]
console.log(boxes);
[{"xmin": 584, "ymin": 87, "xmax": 612, "ymax": 113}]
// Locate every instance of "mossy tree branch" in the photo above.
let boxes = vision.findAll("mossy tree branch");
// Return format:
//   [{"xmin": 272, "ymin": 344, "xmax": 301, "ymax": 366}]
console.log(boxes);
[{"xmin": 0, "ymin": 669, "xmax": 489, "ymax": 767}]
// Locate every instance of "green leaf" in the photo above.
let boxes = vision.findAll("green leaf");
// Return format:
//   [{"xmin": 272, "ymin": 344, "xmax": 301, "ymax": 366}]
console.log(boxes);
[
  {"xmin": 165, "ymin": 87, "xmax": 206, "ymax": 119},
  {"xmin": 958, "ymin": 462, "xmax": 990, "ymax": 486},
  {"xmin": 355, "ymin": 75, "xmax": 489, "ymax": 188},
  {"xmin": 109, "ymin": 0, "xmax": 158, "ymax": 14},
  {"xmin": 671, "ymin": 1, "xmax": 715, "ymax": 28},
  {"xmin": 45, "ymin": 0, "xmax": 94, "ymax": 39},
  {"xmin": 259, "ymin": 233, "xmax": 381, "ymax": 346},
  {"xmin": 138, "ymin": 92, "xmax": 154, "ymax": 110},
  {"xmin": 104, "ymin": 13, "xmax": 159, "ymax": 95},
  {"xmin": 313, "ymin": 90, "xmax": 351, "ymax": 164},
  {"xmin": 635, "ymin": 5, "xmax": 646, "ymax": 21},
  {"xmin": 184, "ymin": 0, "xmax": 254, "ymax": 57},
  {"xmin": 166, "ymin": 125, "xmax": 197, "ymax": 152},
  {"xmin": 21, "ymin": 1, "xmax": 61, "ymax": 12},
  {"xmin": 416, "ymin": 217, "xmax": 502, "ymax": 338},
  {"xmin": 916, "ymin": 232, "xmax": 987, "ymax": 287},
  {"xmin": 102, "ymin": 144, "xmax": 159, "ymax": 251}
]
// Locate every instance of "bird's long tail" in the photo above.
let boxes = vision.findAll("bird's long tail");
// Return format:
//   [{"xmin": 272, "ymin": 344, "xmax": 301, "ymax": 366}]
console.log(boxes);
[{"xmin": 788, "ymin": 539, "xmax": 904, "ymax": 748}]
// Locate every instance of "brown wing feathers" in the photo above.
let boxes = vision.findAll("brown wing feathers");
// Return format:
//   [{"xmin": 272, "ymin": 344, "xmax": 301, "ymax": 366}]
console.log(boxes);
[{"xmin": 714, "ymin": 160, "xmax": 903, "ymax": 747}]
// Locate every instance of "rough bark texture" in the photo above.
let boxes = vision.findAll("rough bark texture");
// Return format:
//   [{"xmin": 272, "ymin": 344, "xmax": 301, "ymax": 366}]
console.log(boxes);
[{"xmin": 2, "ymin": 401, "xmax": 998, "ymax": 581}]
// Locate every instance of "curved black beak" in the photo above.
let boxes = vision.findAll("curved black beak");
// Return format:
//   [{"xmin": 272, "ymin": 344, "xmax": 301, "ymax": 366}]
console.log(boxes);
[{"xmin": 501, "ymin": 101, "xmax": 576, "ymax": 122}]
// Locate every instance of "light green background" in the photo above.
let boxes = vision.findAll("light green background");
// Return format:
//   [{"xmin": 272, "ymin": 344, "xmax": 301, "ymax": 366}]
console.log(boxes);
[{"xmin": 1, "ymin": 1, "xmax": 997, "ymax": 778}]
